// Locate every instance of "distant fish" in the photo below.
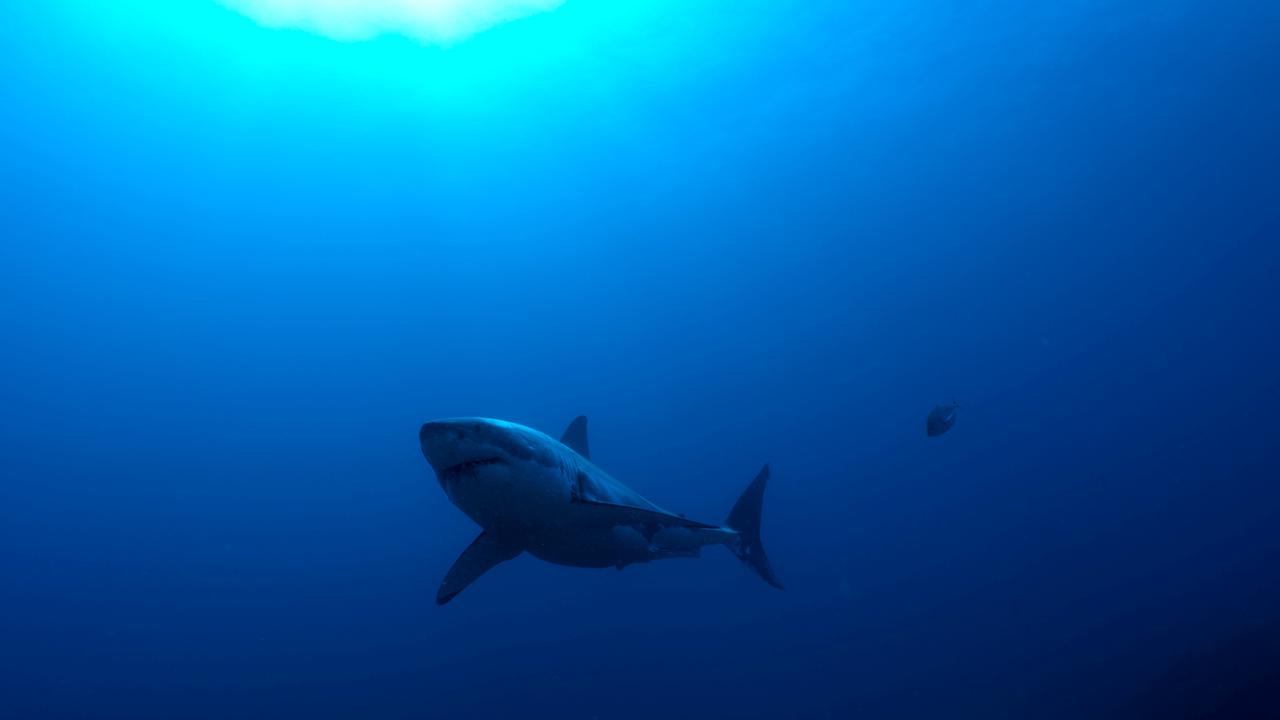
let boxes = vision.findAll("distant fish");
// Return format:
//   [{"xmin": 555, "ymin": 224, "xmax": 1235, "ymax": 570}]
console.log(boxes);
[{"xmin": 926, "ymin": 402, "xmax": 959, "ymax": 437}]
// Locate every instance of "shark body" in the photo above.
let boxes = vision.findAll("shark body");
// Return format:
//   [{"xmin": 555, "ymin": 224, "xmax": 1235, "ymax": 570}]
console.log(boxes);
[{"xmin": 419, "ymin": 416, "xmax": 781, "ymax": 604}]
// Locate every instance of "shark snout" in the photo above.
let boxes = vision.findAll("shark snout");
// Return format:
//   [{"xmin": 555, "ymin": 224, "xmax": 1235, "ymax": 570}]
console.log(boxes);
[
  {"xmin": 419, "ymin": 418, "xmax": 513, "ymax": 477},
  {"xmin": 419, "ymin": 420, "xmax": 468, "ymax": 470}
]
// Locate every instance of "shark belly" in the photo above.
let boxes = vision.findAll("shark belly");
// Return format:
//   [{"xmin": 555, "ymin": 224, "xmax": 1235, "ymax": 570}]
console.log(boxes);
[
  {"xmin": 525, "ymin": 521, "xmax": 736, "ymax": 569},
  {"xmin": 525, "ymin": 526, "xmax": 643, "ymax": 568},
  {"xmin": 444, "ymin": 464, "xmax": 570, "ymax": 533}
]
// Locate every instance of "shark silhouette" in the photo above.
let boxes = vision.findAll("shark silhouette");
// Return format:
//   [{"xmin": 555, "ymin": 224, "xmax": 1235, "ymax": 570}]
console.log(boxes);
[{"xmin": 419, "ymin": 416, "xmax": 782, "ymax": 604}]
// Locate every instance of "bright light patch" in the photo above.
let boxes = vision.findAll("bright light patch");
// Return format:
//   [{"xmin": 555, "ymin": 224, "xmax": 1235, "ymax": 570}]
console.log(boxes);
[{"xmin": 221, "ymin": 0, "xmax": 566, "ymax": 43}]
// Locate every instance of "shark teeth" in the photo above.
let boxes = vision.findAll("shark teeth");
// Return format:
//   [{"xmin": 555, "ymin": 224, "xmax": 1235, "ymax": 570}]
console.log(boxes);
[{"xmin": 441, "ymin": 456, "xmax": 506, "ymax": 477}]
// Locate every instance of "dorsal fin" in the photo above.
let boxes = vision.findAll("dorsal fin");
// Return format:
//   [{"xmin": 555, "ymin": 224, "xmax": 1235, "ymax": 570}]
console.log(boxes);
[{"xmin": 560, "ymin": 415, "xmax": 590, "ymax": 459}]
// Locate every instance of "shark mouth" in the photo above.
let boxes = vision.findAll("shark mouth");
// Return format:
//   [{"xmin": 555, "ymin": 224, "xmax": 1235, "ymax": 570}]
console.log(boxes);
[{"xmin": 439, "ymin": 456, "xmax": 507, "ymax": 479}]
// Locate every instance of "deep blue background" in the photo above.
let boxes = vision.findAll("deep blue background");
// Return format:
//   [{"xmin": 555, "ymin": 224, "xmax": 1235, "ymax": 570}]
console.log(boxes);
[{"xmin": 2, "ymin": 1, "xmax": 1279, "ymax": 717}]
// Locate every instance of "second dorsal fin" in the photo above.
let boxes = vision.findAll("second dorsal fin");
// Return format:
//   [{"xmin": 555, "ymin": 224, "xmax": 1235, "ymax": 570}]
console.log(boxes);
[{"xmin": 560, "ymin": 415, "xmax": 590, "ymax": 459}]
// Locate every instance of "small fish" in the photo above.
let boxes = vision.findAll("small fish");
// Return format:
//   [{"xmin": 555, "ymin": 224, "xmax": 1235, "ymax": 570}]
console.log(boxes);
[{"xmin": 926, "ymin": 402, "xmax": 959, "ymax": 437}]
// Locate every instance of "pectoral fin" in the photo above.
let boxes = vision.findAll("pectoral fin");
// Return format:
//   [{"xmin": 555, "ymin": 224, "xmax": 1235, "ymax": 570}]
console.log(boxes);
[{"xmin": 437, "ymin": 531, "xmax": 522, "ymax": 605}]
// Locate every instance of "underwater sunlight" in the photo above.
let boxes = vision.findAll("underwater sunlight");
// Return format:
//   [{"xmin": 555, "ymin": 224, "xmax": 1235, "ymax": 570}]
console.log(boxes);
[{"xmin": 219, "ymin": 0, "xmax": 566, "ymax": 43}]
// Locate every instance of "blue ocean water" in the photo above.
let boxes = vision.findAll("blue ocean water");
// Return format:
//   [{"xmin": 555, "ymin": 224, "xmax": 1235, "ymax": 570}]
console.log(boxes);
[{"xmin": 2, "ymin": 1, "xmax": 1279, "ymax": 717}]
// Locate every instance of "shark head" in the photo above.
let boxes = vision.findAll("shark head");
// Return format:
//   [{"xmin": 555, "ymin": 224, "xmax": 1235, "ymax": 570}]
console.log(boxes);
[
  {"xmin": 419, "ymin": 418, "xmax": 571, "ymax": 529},
  {"xmin": 419, "ymin": 419, "xmax": 513, "ymax": 483}
]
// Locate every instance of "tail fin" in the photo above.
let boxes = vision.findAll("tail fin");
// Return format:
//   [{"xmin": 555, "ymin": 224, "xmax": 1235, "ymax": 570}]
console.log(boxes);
[{"xmin": 725, "ymin": 464, "xmax": 783, "ymax": 590}]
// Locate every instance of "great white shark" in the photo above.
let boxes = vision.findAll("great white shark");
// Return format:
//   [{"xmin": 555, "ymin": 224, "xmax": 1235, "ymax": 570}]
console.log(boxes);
[{"xmin": 419, "ymin": 416, "xmax": 782, "ymax": 604}]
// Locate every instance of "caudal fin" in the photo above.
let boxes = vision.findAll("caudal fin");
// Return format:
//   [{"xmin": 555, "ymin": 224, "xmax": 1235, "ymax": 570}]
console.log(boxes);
[{"xmin": 725, "ymin": 464, "xmax": 783, "ymax": 590}]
